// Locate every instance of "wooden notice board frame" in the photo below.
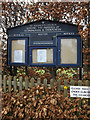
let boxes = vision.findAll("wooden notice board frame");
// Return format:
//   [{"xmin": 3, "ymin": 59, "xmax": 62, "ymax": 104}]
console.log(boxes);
[
  {"xmin": 8, "ymin": 37, "xmax": 28, "ymax": 66},
  {"xmin": 29, "ymin": 47, "xmax": 56, "ymax": 66},
  {"xmin": 57, "ymin": 35, "xmax": 82, "ymax": 67}
]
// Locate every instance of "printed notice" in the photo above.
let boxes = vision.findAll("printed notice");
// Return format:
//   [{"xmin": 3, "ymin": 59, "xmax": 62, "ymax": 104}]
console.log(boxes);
[
  {"xmin": 14, "ymin": 50, "xmax": 23, "ymax": 63},
  {"xmin": 70, "ymin": 86, "xmax": 90, "ymax": 98},
  {"xmin": 37, "ymin": 49, "xmax": 47, "ymax": 62}
]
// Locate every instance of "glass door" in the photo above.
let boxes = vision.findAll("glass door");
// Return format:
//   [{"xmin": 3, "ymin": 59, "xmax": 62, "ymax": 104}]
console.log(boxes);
[
  {"xmin": 57, "ymin": 36, "xmax": 81, "ymax": 67},
  {"xmin": 8, "ymin": 37, "xmax": 28, "ymax": 65}
]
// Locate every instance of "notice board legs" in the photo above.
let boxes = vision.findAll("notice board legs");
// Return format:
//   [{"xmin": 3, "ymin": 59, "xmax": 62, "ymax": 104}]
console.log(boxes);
[
  {"xmin": 79, "ymin": 67, "xmax": 82, "ymax": 80},
  {"xmin": 49, "ymin": 67, "xmax": 56, "ymax": 81},
  {"xmin": 10, "ymin": 66, "xmax": 17, "ymax": 76},
  {"xmin": 25, "ymin": 66, "xmax": 28, "ymax": 76},
  {"xmin": 14, "ymin": 66, "xmax": 17, "ymax": 76},
  {"xmin": 10, "ymin": 66, "xmax": 12, "ymax": 76}
]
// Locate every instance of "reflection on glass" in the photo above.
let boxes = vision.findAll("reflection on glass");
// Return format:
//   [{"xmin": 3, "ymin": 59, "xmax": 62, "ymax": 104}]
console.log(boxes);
[
  {"xmin": 11, "ymin": 40, "xmax": 25, "ymax": 63},
  {"xmin": 61, "ymin": 38, "xmax": 77, "ymax": 64},
  {"xmin": 32, "ymin": 48, "xmax": 53, "ymax": 63}
]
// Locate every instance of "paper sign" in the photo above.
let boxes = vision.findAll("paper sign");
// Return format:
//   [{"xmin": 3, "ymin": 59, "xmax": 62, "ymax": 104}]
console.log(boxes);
[
  {"xmin": 14, "ymin": 50, "xmax": 23, "ymax": 63},
  {"xmin": 70, "ymin": 86, "xmax": 90, "ymax": 98},
  {"xmin": 37, "ymin": 49, "xmax": 47, "ymax": 62}
]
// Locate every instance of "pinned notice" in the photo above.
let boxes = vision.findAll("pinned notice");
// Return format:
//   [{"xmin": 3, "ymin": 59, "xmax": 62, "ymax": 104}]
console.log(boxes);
[
  {"xmin": 14, "ymin": 50, "xmax": 23, "ymax": 63},
  {"xmin": 70, "ymin": 86, "xmax": 90, "ymax": 98},
  {"xmin": 37, "ymin": 49, "xmax": 47, "ymax": 62}
]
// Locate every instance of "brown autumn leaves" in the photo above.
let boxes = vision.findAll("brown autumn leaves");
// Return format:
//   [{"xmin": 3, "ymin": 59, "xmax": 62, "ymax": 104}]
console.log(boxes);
[
  {"xmin": 1, "ymin": 2, "xmax": 89, "ymax": 78},
  {"xmin": 2, "ymin": 84, "xmax": 89, "ymax": 119},
  {"xmin": 1, "ymin": 2, "xmax": 90, "ymax": 119}
]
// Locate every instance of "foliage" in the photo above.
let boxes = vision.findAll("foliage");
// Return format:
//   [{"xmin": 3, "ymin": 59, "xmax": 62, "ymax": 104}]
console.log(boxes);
[
  {"xmin": 28, "ymin": 67, "xmax": 52, "ymax": 83},
  {"xmin": 1, "ymin": 2, "xmax": 89, "ymax": 79},
  {"xmin": 1, "ymin": 2, "xmax": 89, "ymax": 119},
  {"xmin": 56, "ymin": 68, "xmax": 79, "ymax": 84},
  {"xmin": 2, "ymin": 85, "xmax": 89, "ymax": 119}
]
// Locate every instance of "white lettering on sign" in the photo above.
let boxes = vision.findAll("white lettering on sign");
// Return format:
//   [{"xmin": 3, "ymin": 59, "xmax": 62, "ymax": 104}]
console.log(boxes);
[
  {"xmin": 14, "ymin": 50, "xmax": 23, "ymax": 63},
  {"xmin": 37, "ymin": 49, "xmax": 47, "ymax": 63},
  {"xmin": 70, "ymin": 86, "xmax": 90, "ymax": 98}
]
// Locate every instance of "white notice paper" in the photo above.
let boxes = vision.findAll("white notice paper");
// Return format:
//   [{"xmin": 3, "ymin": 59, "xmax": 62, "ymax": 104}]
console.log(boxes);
[
  {"xmin": 70, "ymin": 86, "xmax": 90, "ymax": 98},
  {"xmin": 14, "ymin": 50, "xmax": 23, "ymax": 63},
  {"xmin": 37, "ymin": 49, "xmax": 47, "ymax": 62}
]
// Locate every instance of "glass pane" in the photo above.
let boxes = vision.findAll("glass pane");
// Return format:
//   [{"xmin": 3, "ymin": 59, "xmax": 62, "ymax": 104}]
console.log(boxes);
[
  {"xmin": 61, "ymin": 38, "xmax": 77, "ymax": 64},
  {"xmin": 32, "ymin": 48, "xmax": 53, "ymax": 64},
  {"xmin": 11, "ymin": 40, "xmax": 25, "ymax": 63}
]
